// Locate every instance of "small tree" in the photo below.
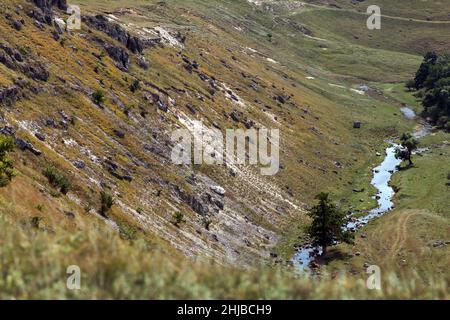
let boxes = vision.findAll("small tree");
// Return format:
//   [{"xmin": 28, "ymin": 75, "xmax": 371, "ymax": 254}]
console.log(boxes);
[
  {"xmin": 92, "ymin": 90, "xmax": 105, "ymax": 106},
  {"xmin": 395, "ymin": 133, "xmax": 418, "ymax": 167},
  {"xmin": 172, "ymin": 211, "xmax": 185, "ymax": 227},
  {"xmin": 0, "ymin": 135, "xmax": 15, "ymax": 187},
  {"xmin": 307, "ymin": 193, "xmax": 353, "ymax": 256},
  {"xmin": 100, "ymin": 191, "xmax": 113, "ymax": 217}
]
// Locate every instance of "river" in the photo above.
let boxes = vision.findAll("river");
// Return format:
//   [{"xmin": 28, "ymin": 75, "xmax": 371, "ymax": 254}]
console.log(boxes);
[{"xmin": 292, "ymin": 106, "xmax": 430, "ymax": 271}]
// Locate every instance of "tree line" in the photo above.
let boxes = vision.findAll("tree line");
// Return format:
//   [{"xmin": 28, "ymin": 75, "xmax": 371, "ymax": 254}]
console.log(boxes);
[{"xmin": 407, "ymin": 51, "xmax": 450, "ymax": 131}]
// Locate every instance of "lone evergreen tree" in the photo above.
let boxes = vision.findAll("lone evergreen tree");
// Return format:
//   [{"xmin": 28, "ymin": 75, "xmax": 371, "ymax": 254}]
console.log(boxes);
[
  {"xmin": 307, "ymin": 193, "xmax": 353, "ymax": 256},
  {"xmin": 395, "ymin": 133, "xmax": 419, "ymax": 167}
]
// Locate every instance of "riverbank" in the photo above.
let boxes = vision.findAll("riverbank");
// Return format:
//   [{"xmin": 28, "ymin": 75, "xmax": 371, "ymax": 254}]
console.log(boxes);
[
  {"xmin": 290, "ymin": 105, "xmax": 440, "ymax": 272},
  {"xmin": 327, "ymin": 128, "xmax": 449, "ymax": 279}
]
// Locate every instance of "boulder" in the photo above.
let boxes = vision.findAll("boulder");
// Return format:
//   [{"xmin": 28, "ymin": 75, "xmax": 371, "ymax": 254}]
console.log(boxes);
[
  {"xmin": 211, "ymin": 185, "xmax": 226, "ymax": 196},
  {"xmin": 136, "ymin": 55, "xmax": 150, "ymax": 70},
  {"xmin": 103, "ymin": 159, "xmax": 133, "ymax": 182},
  {"xmin": 64, "ymin": 211, "xmax": 76, "ymax": 219},
  {"xmin": 0, "ymin": 126, "xmax": 16, "ymax": 136},
  {"xmin": 113, "ymin": 129, "xmax": 125, "ymax": 138},
  {"xmin": 171, "ymin": 184, "xmax": 209, "ymax": 216},
  {"xmin": 104, "ymin": 43, "xmax": 130, "ymax": 71},
  {"xmin": 45, "ymin": 118, "xmax": 56, "ymax": 127},
  {"xmin": 32, "ymin": 0, "xmax": 68, "ymax": 25},
  {"xmin": 359, "ymin": 84, "xmax": 370, "ymax": 92},
  {"xmin": 23, "ymin": 62, "xmax": 49, "ymax": 81},
  {"xmin": 275, "ymin": 95, "xmax": 287, "ymax": 104},
  {"xmin": 53, "ymin": 17, "xmax": 66, "ymax": 32},
  {"xmin": 0, "ymin": 86, "xmax": 20, "ymax": 105},
  {"xmin": 72, "ymin": 160, "xmax": 86, "ymax": 169},
  {"xmin": 244, "ymin": 119, "xmax": 254, "ymax": 129},
  {"xmin": 0, "ymin": 43, "xmax": 50, "ymax": 81},
  {"xmin": 34, "ymin": 132, "xmax": 46, "ymax": 141},
  {"xmin": 230, "ymin": 110, "xmax": 243, "ymax": 122},
  {"xmin": 33, "ymin": 0, "xmax": 68, "ymax": 12},
  {"xmin": 213, "ymin": 199, "xmax": 224, "ymax": 210},
  {"xmin": 11, "ymin": 20, "xmax": 23, "ymax": 31},
  {"xmin": 14, "ymin": 138, "xmax": 42, "ymax": 156}
]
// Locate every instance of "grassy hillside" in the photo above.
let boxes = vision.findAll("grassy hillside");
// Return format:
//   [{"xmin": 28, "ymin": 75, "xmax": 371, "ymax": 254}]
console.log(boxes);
[
  {"xmin": 0, "ymin": 0, "xmax": 448, "ymax": 299},
  {"xmin": 304, "ymin": 0, "xmax": 450, "ymax": 21}
]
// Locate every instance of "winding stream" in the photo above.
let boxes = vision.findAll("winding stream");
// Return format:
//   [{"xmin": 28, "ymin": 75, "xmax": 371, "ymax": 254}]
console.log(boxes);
[{"xmin": 292, "ymin": 106, "xmax": 430, "ymax": 271}]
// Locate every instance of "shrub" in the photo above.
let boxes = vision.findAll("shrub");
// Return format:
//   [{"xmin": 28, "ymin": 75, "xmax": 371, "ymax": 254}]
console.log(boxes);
[
  {"xmin": 172, "ymin": 211, "xmax": 185, "ymax": 227},
  {"xmin": 100, "ymin": 191, "xmax": 113, "ymax": 216},
  {"xmin": 30, "ymin": 216, "xmax": 42, "ymax": 229},
  {"xmin": 92, "ymin": 90, "xmax": 105, "ymax": 106},
  {"xmin": 43, "ymin": 166, "xmax": 71, "ymax": 194},
  {"xmin": 129, "ymin": 80, "xmax": 140, "ymax": 93},
  {"xmin": 49, "ymin": 189, "xmax": 61, "ymax": 198},
  {"xmin": 437, "ymin": 116, "xmax": 449, "ymax": 130},
  {"xmin": 0, "ymin": 136, "xmax": 15, "ymax": 187},
  {"xmin": 202, "ymin": 216, "xmax": 211, "ymax": 230},
  {"xmin": 119, "ymin": 224, "xmax": 138, "ymax": 241}
]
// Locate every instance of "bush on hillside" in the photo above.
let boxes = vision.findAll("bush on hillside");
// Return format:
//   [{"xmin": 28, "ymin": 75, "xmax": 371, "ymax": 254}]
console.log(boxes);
[
  {"xmin": 172, "ymin": 211, "xmax": 185, "ymax": 227},
  {"xmin": 100, "ymin": 190, "xmax": 114, "ymax": 217},
  {"xmin": 43, "ymin": 166, "xmax": 71, "ymax": 194},
  {"xmin": 92, "ymin": 90, "xmax": 105, "ymax": 106},
  {"xmin": 0, "ymin": 135, "xmax": 15, "ymax": 187}
]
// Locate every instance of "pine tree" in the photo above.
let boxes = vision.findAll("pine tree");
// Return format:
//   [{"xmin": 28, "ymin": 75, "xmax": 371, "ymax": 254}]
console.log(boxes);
[{"xmin": 307, "ymin": 193, "xmax": 353, "ymax": 256}]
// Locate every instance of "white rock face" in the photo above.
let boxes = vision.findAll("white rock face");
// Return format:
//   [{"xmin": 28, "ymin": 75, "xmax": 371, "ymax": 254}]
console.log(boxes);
[
  {"xmin": 54, "ymin": 17, "xmax": 66, "ymax": 31},
  {"xmin": 211, "ymin": 185, "xmax": 226, "ymax": 196},
  {"xmin": 153, "ymin": 27, "xmax": 184, "ymax": 48}
]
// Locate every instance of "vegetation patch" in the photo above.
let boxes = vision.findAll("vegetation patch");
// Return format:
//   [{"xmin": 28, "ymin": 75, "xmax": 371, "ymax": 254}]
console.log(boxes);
[{"xmin": 43, "ymin": 166, "xmax": 71, "ymax": 195}]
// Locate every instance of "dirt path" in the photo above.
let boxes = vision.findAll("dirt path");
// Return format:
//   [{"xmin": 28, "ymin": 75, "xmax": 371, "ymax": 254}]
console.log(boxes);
[
  {"xmin": 294, "ymin": 3, "xmax": 450, "ymax": 24},
  {"xmin": 381, "ymin": 209, "xmax": 447, "ymax": 265},
  {"xmin": 385, "ymin": 210, "xmax": 414, "ymax": 263}
]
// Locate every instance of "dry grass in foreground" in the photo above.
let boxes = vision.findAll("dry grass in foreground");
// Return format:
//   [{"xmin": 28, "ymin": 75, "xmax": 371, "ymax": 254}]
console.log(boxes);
[{"xmin": 0, "ymin": 215, "xmax": 448, "ymax": 300}]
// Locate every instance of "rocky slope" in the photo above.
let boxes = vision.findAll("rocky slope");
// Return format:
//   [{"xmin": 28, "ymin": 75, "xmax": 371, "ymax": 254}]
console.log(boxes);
[
  {"xmin": 1, "ymin": 0, "xmax": 446, "ymax": 266},
  {"xmin": 1, "ymin": 0, "xmax": 310, "ymax": 265}
]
